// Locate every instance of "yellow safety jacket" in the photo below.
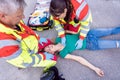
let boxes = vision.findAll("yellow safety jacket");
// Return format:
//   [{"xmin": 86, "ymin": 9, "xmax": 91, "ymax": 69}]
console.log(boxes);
[
  {"xmin": 50, "ymin": 0, "xmax": 92, "ymax": 40},
  {"xmin": 0, "ymin": 21, "xmax": 56, "ymax": 69}
]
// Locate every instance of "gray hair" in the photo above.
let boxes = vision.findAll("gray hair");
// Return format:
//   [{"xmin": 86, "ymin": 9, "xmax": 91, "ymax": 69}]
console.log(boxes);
[{"xmin": 0, "ymin": 0, "xmax": 26, "ymax": 15}]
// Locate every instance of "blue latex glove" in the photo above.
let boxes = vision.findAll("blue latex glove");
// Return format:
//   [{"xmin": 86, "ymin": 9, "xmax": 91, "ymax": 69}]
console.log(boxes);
[
  {"xmin": 75, "ymin": 39, "xmax": 83, "ymax": 49},
  {"xmin": 39, "ymin": 37, "xmax": 48, "ymax": 46},
  {"xmin": 61, "ymin": 37, "xmax": 66, "ymax": 47},
  {"xmin": 44, "ymin": 52, "xmax": 54, "ymax": 60}
]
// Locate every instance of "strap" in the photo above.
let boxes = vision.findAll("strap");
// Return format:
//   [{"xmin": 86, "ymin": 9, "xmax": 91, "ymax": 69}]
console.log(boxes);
[
  {"xmin": 0, "ymin": 23, "xmax": 22, "ymax": 40},
  {"xmin": 53, "ymin": 17, "xmax": 66, "ymax": 24}
]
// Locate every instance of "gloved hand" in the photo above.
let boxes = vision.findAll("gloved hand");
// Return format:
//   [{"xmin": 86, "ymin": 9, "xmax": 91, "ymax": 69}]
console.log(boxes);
[
  {"xmin": 39, "ymin": 37, "xmax": 48, "ymax": 46},
  {"xmin": 61, "ymin": 37, "xmax": 66, "ymax": 47},
  {"xmin": 75, "ymin": 39, "xmax": 83, "ymax": 49},
  {"xmin": 44, "ymin": 52, "xmax": 55, "ymax": 60}
]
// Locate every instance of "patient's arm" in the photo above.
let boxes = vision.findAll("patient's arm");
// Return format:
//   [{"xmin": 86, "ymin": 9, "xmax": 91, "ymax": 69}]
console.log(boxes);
[{"xmin": 65, "ymin": 54, "xmax": 104, "ymax": 77}]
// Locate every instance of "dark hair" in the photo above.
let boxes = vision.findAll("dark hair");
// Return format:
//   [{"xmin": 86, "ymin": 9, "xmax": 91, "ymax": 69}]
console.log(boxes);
[
  {"xmin": 39, "ymin": 43, "xmax": 60, "ymax": 56},
  {"xmin": 50, "ymin": 0, "xmax": 74, "ymax": 22}
]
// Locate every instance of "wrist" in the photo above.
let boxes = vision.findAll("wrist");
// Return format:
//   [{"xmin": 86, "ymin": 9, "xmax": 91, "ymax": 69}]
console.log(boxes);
[
  {"xmin": 79, "ymin": 35, "xmax": 84, "ymax": 40},
  {"xmin": 93, "ymin": 67, "xmax": 99, "ymax": 72},
  {"xmin": 60, "ymin": 34, "xmax": 65, "ymax": 38}
]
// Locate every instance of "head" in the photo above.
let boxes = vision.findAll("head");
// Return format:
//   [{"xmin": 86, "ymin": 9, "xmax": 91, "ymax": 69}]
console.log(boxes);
[
  {"xmin": 44, "ymin": 44, "xmax": 58, "ymax": 54},
  {"xmin": 0, "ymin": 0, "xmax": 26, "ymax": 27},
  {"xmin": 50, "ymin": 0, "xmax": 73, "ymax": 21}
]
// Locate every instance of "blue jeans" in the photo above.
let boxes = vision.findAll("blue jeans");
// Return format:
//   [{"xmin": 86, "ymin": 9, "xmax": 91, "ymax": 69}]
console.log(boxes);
[{"xmin": 86, "ymin": 27, "xmax": 120, "ymax": 50}]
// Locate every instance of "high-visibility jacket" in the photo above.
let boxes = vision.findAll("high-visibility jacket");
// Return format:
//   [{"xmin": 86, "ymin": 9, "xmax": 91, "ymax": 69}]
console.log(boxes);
[
  {"xmin": 0, "ymin": 21, "xmax": 56, "ymax": 69},
  {"xmin": 70, "ymin": 0, "xmax": 92, "ymax": 40},
  {"xmin": 50, "ymin": 16, "xmax": 65, "ymax": 38},
  {"xmin": 51, "ymin": 0, "xmax": 92, "ymax": 40}
]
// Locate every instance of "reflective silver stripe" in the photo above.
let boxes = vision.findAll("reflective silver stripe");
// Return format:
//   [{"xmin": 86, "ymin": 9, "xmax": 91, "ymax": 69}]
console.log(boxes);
[
  {"xmin": 55, "ymin": 24, "xmax": 63, "ymax": 29},
  {"xmin": 76, "ymin": 1, "xmax": 87, "ymax": 17},
  {"xmin": 28, "ymin": 46, "xmax": 36, "ymax": 55},
  {"xmin": 22, "ymin": 56, "xmax": 35, "ymax": 67},
  {"xmin": 77, "ymin": 0, "xmax": 83, "ymax": 3},
  {"xmin": 55, "ymin": 25, "xmax": 64, "ymax": 32},
  {"xmin": 22, "ymin": 54, "xmax": 42, "ymax": 67},
  {"xmin": 57, "ymin": 29, "xmax": 64, "ymax": 33},
  {"xmin": 36, "ymin": 54, "xmax": 42, "ymax": 64},
  {"xmin": 81, "ymin": 25, "xmax": 90, "ymax": 29},
  {"xmin": 80, "ymin": 29, "xmax": 89, "ymax": 34},
  {"xmin": 4, "ymin": 48, "xmax": 22, "ymax": 60},
  {"xmin": 0, "ymin": 40, "xmax": 19, "ymax": 48}
]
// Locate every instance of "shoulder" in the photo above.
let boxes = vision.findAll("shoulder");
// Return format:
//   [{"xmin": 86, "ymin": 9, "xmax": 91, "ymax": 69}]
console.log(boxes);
[
  {"xmin": 0, "ymin": 32, "xmax": 20, "ymax": 58},
  {"xmin": 0, "ymin": 32, "xmax": 16, "ymax": 40}
]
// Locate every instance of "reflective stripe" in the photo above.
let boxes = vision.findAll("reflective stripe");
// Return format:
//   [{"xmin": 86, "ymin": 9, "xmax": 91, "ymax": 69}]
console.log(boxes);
[
  {"xmin": 76, "ymin": 1, "xmax": 87, "ymax": 17},
  {"xmin": 28, "ymin": 46, "xmax": 37, "ymax": 55},
  {"xmin": 80, "ymin": 29, "xmax": 88, "ymax": 34},
  {"xmin": 4, "ymin": 48, "xmax": 22, "ymax": 60},
  {"xmin": 22, "ymin": 54, "xmax": 42, "ymax": 67},
  {"xmin": 79, "ymin": 25, "xmax": 90, "ymax": 38},
  {"xmin": 57, "ymin": 31, "xmax": 65, "ymax": 36},
  {"xmin": 55, "ymin": 27, "xmax": 64, "ymax": 31},
  {"xmin": 81, "ymin": 25, "xmax": 90, "ymax": 29},
  {"xmin": 55, "ymin": 25, "xmax": 65, "ymax": 37},
  {"xmin": 36, "ymin": 54, "xmax": 42, "ymax": 64},
  {"xmin": 57, "ymin": 28, "xmax": 64, "ymax": 33},
  {"xmin": 22, "ymin": 56, "xmax": 35, "ymax": 67},
  {"xmin": 77, "ymin": 0, "xmax": 83, "ymax": 3},
  {"xmin": 0, "ymin": 40, "xmax": 19, "ymax": 48},
  {"xmin": 55, "ymin": 24, "xmax": 63, "ymax": 29},
  {"xmin": 81, "ymin": 16, "xmax": 92, "ymax": 26},
  {"xmin": 80, "ymin": 32, "xmax": 86, "ymax": 37},
  {"xmin": 80, "ymin": 26, "xmax": 90, "ymax": 31}
]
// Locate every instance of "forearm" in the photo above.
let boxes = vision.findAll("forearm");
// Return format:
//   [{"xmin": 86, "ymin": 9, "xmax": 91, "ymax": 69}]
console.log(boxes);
[
  {"xmin": 55, "ymin": 25, "xmax": 65, "ymax": 38},
  {"xmin": 65, "ymin": 54, "xmax": 97, "ymax": 71},
  {"xmin": 79, "ymin": 25, "xmax": 90, "ymax": 40},
  {"xmin": 79, "ymin": 12, "xmax": 92, "ymax": 40}
]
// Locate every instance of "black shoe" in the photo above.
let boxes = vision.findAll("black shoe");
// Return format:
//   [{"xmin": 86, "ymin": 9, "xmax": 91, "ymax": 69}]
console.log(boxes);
[{"xmin": 40, "ymin": 66, "xmax": 65, "ymax": 80}]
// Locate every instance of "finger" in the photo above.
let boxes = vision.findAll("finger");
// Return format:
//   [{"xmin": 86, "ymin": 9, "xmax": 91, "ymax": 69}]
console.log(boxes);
[
  {"xmin": 76, "ymin": 46, "xmax": 79, "ymax": 49},
  {"xmin": 101, "ymin": 71, "xmax": 104, "ymax": 76},
  {"xmin": 99, "ymin": 71, "xmax": 104, "ymax": 77},
  {"xmin": 75, "ymin": 42, "xmax": 78, "ymax": 46}
]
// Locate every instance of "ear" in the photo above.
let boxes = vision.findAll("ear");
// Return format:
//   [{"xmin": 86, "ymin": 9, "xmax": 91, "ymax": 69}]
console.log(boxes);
[{"xmin": 0, "ymin": 12, "xmax": 6, "ymax": 21}]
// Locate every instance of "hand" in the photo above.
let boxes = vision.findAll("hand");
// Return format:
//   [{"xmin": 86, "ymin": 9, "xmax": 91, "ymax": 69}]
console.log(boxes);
[
  {"xmin": 94, "ymin": 67, "xmax": 104, "ymax": 77},
  {"xmin": 75, "ymin": 39, "xmax": 83, "ymax": 49},
  {"xmin": 61, "ymin": 37, "xmax": 66, "ymax": 47},
  {"xmin": 43, "ymin": 52, "xmax": 56, "ymax": 60},
  {"xmin": 39, "ymin": 37, "xmax": 48, "ymax": 46}
]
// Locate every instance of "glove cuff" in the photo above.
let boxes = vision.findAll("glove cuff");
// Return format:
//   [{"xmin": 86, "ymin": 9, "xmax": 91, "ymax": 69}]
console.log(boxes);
[
  {"xmin": 60, "ymin": 34, "xmax": 65, "ymax": 38},
  {"xmin": 79, "ymin": 35, "xmax": 84, "ymax": 40}
]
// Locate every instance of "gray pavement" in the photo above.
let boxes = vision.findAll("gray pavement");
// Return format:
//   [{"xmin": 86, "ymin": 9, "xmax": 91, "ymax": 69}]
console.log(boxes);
[{"xmin": 0, "ymin": 0, "xmax": 120, "ymax": 80}]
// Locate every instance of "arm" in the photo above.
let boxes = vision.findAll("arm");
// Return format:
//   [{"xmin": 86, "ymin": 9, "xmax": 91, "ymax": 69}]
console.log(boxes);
[
  {"xmin": 50, "ymin": 15, "xmax": 65, "ymax": 38},
  {"xmin": 53, "ymin": 19, "xmax": 66, "ymax": 46},
  {"xmin": 75, "ymin": 11, "xmax": 92, "ymax": 49},
  {"xmin": 65, "ymin": 54, "xmax": 104, "ymax": 77},
  {"xmin": 54, "ymin": 20, "xmax": 65, "ymax": 38},
  {"xmin": 79, "ymin": 13, "xmax": 92, "ymax": 40}
]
